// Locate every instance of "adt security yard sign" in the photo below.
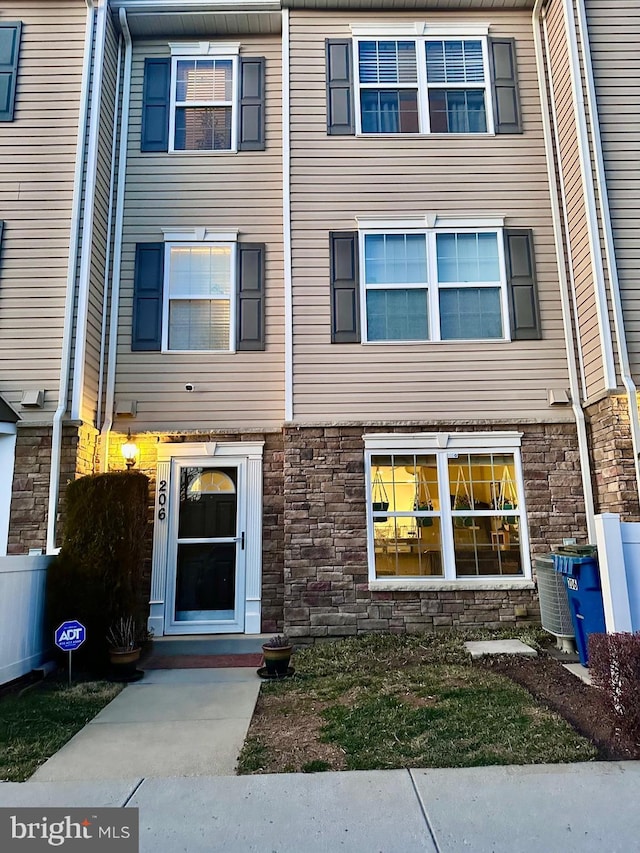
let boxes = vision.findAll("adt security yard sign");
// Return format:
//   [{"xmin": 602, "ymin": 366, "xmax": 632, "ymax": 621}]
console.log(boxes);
[{"xmin": 55, "ymin": 621, "xmax": 86, "ymax": 686}]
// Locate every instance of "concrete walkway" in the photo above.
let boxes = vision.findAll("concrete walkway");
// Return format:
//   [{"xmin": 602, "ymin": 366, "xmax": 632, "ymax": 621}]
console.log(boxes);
[
  {"xmin": 3, "ymin": 763, "xmax": 640, "ymax": 852},
  {"xmin": 30, "ymin": 668, "xmax": 261, "ymax": 781}
]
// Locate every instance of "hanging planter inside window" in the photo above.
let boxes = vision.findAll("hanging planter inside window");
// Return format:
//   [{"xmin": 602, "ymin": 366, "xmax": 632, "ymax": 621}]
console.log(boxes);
[
  {"xmin": 414, "ymin": 469, "xmax": 433, "ymax": 527},
  {"xmin": 371, "ymin": 467, "xmax": 389, "ymax": 522}
]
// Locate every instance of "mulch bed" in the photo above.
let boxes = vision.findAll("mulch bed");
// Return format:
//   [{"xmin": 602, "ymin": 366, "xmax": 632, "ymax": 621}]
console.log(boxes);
[{"xmin": 481, "ymin": 653, "xmax": 640, "ymax": 760}]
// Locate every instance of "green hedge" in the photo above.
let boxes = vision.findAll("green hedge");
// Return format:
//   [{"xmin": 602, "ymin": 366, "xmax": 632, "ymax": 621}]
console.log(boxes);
[{"xmin": 46, "ymin": 471, "xmax": 150, "ymax": 671}]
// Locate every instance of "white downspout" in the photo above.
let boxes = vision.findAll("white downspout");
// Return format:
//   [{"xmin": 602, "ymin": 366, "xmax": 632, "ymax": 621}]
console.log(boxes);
[
  {"xmin": 71, "ymin": 0, "xmax": 108, "ymax": 422},
  {"xmin": 97, "ymin": 35, "xmax": 124, "ymax": 427},
  {"xmin": 562, "ymin": 0, "xmax": 616, "ymax": 391},
  {"xmin": 282, "ymin": 8, "xmax": 293, "ymax": 423},
  {"xmin": 532, "ymin": 0, "xmax": 596, "ymax": 541},
  {"xmin": 46, "ymin": 0, "xmax": 96, "ymax": 553},
  {"xmin": 573, "ymin": 0, "xmax": 640, "ymax": 505},
  {"xmin": 100, "ymin": 8, "xmax": 132, "ymax": 472}
]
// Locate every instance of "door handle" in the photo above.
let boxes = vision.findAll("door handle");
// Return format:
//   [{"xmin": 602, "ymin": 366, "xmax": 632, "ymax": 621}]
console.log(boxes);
[{"xmin": 241, "ymin": 532, "xmax": 245, "ymax": 550}]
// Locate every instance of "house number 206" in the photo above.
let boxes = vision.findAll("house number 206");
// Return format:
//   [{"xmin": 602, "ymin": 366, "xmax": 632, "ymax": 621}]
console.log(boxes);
[{"xmin": 157, "ymin": 480, "xmax": 167, "ymax": 520}]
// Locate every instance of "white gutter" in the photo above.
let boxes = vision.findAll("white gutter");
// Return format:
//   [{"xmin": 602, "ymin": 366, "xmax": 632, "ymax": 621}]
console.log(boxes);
[
  {"xmin": 532, "ymin": 0, "xmax": 596, "ymax": 541},
  {"xmin": 562, "ymin": 0, "xmax": 616, "ymax": 391},
  {"xmin": 573, "ymin": 0, "xmax": 640, "ymax": 502},
  {"xmin": 97, "ymin": 34, "xmax": 124, "ymax": 427},
  {"xmin": 100, "ymin": 8, "xmax": 133, "ymax": 472},
  {"xmin": 71, "ymin": 0, "xmax": 108, "ymax": 421},
  {"xmin": 282, "ymin": 7, "xmax": 293, "ymax": 422},
  {"xmin": 46, "ymin": 0, "xmax": 96, "ymax": 553}
]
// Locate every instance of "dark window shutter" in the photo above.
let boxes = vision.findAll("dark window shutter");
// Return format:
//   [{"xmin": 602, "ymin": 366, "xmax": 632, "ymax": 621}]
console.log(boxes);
[
  {"xmin": 0, "ymin": 22, "xmax": 22, "ymax": 122},
  {"xmin": 489, "ymin": 38, "xmax": 522, "ymax": 134},
  {"xmin": 0, "ymin": 220, "xmax": 4, "ymax": 268},
  {"xmin": 141, "ymin": 58, "xmax": 170, "ymax": 152},
  {"xmin": 505, "ymin": 229, "xmax": 541, "ymax": 340},
  {"xmin": 326, "ymin": 40, "xmax": 354, "ymax": 135},
  {"xmin": 236, "ymin": 243, "xmax": 265, "ymax": 351},
  {"xmin": 239, "ymin": 57, "xmax": 265, "ymax": 151},
  {"xmin": 330, "ymin": 232, "xmax": 360, "ymax": 343},
  {"xmin": 132, "ymin": 243, "xmax": 164, "ymax": 351}
]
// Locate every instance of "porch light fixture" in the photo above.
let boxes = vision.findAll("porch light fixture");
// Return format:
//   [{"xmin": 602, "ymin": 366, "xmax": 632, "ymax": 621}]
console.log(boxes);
[{"xmin": 121, "ymin": 430, "xmax": 139, "ymax": 470}]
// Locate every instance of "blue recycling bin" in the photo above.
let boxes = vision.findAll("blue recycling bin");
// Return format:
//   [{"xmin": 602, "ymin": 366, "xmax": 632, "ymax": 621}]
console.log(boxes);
[{"xmin": 553, "ymin": 552, "xmax": 605, "ymax": 666}]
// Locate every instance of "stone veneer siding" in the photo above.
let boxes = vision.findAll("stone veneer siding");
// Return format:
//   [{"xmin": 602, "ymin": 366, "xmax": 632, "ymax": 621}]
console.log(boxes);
[
  {"xmin": 283, "ymin": 423, "xmax": 588, "ymax": 640},
  {"xmin": 107, "ymin": 429, "xmax": 286, "ymax": 633},
  {"xmin": 586, "ymin": 394, "xmax": 640, "ymax": 520},
  {"xmin": 8, "ymin": 422, "xmax": 98, "ymax": 554}
]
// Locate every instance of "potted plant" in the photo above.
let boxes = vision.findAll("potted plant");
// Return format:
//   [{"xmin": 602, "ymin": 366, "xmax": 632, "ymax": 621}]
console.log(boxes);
[
  {"xmin": 106, "ymin": 616, "xmax": 143, "ymax": 681},
  {"xmin": 261, "ymin": 635, "xmax": 294, "ymax": 677}
]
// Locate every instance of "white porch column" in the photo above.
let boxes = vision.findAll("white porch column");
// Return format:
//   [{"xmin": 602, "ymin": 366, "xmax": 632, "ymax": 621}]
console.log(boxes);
[
  {"xmin": 244, "ymin": 451, "xmax": 264, "ymax": 634},
  {"xmin": 148, "ymin": 460, "xmax": 171, "ymax": 637}
]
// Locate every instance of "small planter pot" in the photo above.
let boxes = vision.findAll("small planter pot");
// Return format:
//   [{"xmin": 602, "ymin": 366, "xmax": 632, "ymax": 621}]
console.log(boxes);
[
  {"xmin": 261, "ymin": 643, "xmax": 293, "ymax": 677},
  {"xmin": 108, "ymin": 647, "xmax": 143, "ymax": 682}
]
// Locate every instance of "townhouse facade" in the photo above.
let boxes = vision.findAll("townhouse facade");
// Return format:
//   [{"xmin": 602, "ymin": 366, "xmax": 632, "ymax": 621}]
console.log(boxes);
[{"xmin": 1, "ymin": 0, "xmax": 638, "ymax": 641}]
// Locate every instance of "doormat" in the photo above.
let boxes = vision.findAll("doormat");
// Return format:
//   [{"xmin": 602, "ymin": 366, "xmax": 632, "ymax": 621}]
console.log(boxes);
[{"xmin": 143, "ymin": 653, "xmax": 263, "ymax": 669}]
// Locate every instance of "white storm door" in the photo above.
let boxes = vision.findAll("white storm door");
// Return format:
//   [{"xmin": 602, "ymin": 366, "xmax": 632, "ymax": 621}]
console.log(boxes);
[{"xmin": 165, "ymin": 458, "xmax": 246, "ymax": 634}]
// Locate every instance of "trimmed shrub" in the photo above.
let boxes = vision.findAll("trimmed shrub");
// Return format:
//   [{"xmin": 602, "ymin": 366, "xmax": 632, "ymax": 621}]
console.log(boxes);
[
  {"xmin": 589, "ymin": 632, "xmax": 640, "ymax": 745},
  {"xmin": 46, "ymin": 471, "xmax": 150, "ymax": 671}
]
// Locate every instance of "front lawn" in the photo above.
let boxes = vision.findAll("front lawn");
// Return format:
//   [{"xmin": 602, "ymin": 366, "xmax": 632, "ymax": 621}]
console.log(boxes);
[
  {"xmin": 0, "ymin": 678, "xmax": 122, "ymax": 782},
  {"xmin": 238, "ymin": 632, "xmax": 598, "ymax": 774}
]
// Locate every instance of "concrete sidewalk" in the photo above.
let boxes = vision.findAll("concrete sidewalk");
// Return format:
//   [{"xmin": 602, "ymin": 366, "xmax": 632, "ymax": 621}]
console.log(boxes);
[
  {"xmin": 2, "ymin": 763, "xmax": 640, "ymax": 852},
  {"xmin": 30, "ymin": 668, "xmax": 261, "ymax": 781}
]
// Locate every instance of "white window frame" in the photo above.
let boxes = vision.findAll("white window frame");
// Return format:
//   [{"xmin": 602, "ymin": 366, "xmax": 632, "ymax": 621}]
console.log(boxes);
[
  {"xmin": 358, "ymin": 224, "xmax": 510, "ymax": 344},
  {"xmin": 168, "ymin": 43, "xmax": 240, "ymax": 154},
  {"xmin": 353, "ymin": 35, "xmax": 494, "ymax": 137},
  {"xmin": 363, "ymin": 432, "xmax": 532, "ymax": 587},
  {"xmin": 161, "ymin": 240, "xmax": 238, "ymax": 354}
]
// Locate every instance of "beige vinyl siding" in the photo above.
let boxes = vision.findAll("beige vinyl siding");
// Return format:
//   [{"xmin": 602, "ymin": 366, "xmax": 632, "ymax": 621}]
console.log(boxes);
[
  {"xmin": 543, "ymin": 0, "xmax": 605, "ymax": 399},
  {"xmin": 289, "ymin": 9, "xmax": 570, "ymax": 423},
  {"xmin": 0, "ymin": 1, "xmax": 86, "ymax": 421},
  {"xmin": 114, "ymin": 36, "xmax": 284, "ymax": 432},
  {"xmin": 586, "ymin": 0, "xmax": 640, "ymax": 379}
]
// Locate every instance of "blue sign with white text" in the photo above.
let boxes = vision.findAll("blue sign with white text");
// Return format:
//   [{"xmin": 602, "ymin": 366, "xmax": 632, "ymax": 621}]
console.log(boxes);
[{"xmin": 55, "ymin": 620, "xmax": 86, "ymax": 652}]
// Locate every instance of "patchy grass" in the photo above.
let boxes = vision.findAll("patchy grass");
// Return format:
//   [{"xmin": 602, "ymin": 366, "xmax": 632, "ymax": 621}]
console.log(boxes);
[
  {"xmin": 237, "ymin": 631, "xmax": 597, "ymax": 775},
  {"xmin": 0, "ymin": 678, "xmax": 122, "ymax": 782}
]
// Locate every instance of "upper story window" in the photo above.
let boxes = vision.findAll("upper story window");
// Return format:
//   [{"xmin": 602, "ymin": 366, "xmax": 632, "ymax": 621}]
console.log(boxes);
[
  {"xmin": 326, "ymin": 31, "xmax": 521, "ymax": 138},
  {"xmin": 361, "ymin": 227, "xmax": 506, "ymax": 342},
  {"xmin": 164, "ymin": 243, "xmax": 235, "ymax": 351},
  {"xmin": 141, "ymin": 43, "xmax": 265, "ymax": 154},
  {"xmin": 329, "ymin": 224, "xmax": 540, "ymax": 345},
  {"xmin": 131, "ymin": 231, "xmax": 265, "ymax": 353},
  {"xmin": 355, "ymin": 37, "xmax": 492, "ymax": 135},
  {"xmin": 171, "ymin": 56, "xmax": 237, "ymax": 152}
]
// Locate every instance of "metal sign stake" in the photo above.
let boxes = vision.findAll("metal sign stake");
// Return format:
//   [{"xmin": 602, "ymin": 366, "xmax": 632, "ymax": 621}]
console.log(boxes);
[{"xmin": 68, "ymin": 650, "xmax": 72, "ymax": 688}]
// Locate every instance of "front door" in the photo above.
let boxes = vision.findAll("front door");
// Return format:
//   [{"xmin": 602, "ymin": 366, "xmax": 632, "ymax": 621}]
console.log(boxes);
[{"xmin": 165, "ymin": 459, "xmax": 246, "ymax": 634}]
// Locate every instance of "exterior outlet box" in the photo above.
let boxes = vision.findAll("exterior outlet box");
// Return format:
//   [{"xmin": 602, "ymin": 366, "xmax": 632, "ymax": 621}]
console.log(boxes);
[
  {"xmin": 548, "ymin": 388, "xmax": 570, "ymax": 406},
  {"xmin": 21, "ymin": 389, "xmax": 44, "ymax": 408},
  {"xmin": 514, "ymin": 605, "xmax": 528, "ymax": 618},
  {"xmin": 115, "ymin": 399, "xmax": 137, "ymax": 417}
]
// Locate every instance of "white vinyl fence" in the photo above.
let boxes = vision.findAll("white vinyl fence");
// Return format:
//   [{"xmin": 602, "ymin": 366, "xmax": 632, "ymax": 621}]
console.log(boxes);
[
  {"xmin": 0, "ymin": 555, "xmax": 51, "ymax": 685},
  {"xmin": 594, "ymin": 513, "xmax": 640, "ymax": 633}
]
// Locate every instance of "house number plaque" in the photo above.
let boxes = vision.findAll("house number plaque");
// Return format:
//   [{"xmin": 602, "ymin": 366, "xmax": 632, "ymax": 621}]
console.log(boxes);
[{"xmin": 157, "ymin": 479, "xmax": 167, "ymax": 520}]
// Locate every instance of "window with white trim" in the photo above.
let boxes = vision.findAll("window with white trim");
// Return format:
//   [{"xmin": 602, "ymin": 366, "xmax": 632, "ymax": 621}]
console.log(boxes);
[
  {"xmin": 355, "ymin": 37, "xmax": 492, "ymax": 135},
  {"xmin": 361, "ymin": 228, "xmax": 507, "ymax": 342},
  {"xmin": 365, "ymin": 436, "xmax": 528, "ymax": 582},
  {"xmin": 170, "ymin": 55, "xmax": 238, "ymax": 151},
  {"xmin": 163, "ymin": 243, "xmax": 236, "ymax": 352}
]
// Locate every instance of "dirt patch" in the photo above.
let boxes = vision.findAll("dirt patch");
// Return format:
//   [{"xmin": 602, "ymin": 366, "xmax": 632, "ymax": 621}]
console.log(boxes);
[
  {"xmin": 241, "ymin": 692, "xmax": 347, "ymax": 773},
  {"xmin": 481, "ymin": 654, "xmax": 640, "ymax": 760}
]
